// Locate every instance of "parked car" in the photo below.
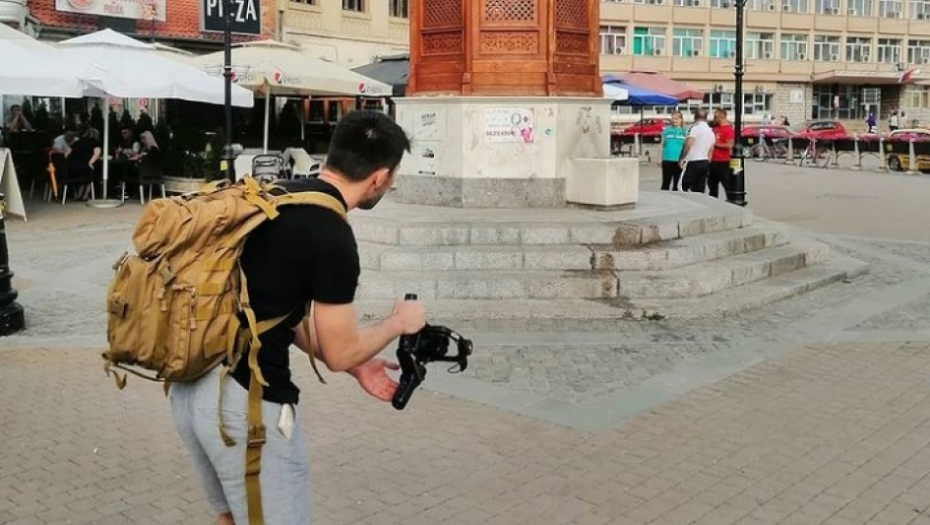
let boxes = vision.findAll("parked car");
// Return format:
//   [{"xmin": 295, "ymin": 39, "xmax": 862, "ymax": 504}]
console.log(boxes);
[
  {"xmin": 610, "ymin": 118, "xmax": 671, "ymax": 154},
  {"xmin": 795, "ymin": 120, "xmax": 847, "ymax": 140},
  {"xmin": 885, "ymin": 128, "xmax": 930, "ymax": 172}
]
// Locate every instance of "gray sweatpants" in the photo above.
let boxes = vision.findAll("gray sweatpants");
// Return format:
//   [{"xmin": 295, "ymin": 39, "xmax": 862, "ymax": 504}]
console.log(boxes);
[{"xmin": 169, "ymin": 367, "xmax": 311, "ymax": 525}]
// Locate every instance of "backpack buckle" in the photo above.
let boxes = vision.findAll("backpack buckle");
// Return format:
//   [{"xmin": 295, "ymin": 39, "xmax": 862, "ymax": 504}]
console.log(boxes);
[{"xmin": 247, "ymin": 424, "xmax": 266, "ymax": 448}]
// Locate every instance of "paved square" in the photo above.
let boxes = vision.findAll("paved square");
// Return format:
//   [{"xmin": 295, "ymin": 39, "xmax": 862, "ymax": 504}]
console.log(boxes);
[{"xmin": 2, "ymin": 160, "xmax": 930, "ymax": 524}]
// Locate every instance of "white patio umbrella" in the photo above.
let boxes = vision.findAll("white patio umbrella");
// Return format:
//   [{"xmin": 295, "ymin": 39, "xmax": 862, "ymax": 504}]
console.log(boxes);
[
  {"xmin": 54, "ymin": 29, "xmax": 255, "ymax": 205},
  {"xmin": 192, "ymin": 40, "xmax": 392, "ymax": 152},
  {"xmin": 0, "ymin": 24, "xmax": 91, "ymax": 97}
]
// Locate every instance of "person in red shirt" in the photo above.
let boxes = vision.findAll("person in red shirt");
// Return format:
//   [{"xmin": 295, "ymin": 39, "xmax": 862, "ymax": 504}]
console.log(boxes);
[{"xmin": 709, "ymin": 108, "xmax": 735, "ymax": 199}]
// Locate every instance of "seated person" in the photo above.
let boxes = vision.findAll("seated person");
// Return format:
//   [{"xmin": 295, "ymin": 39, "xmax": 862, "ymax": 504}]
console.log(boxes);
[
  {"xmin": 136, "ymin": 131, "xmax": 161, "ymax": 166},
  {"xmin": 116, "ymin": 127, "xmax": 141, "ymax": 160},
  {"xmin": 4, "ymin": 104, "xmax": 34, "ymax": 132},
  {"xmin": 66, "ymin": 128, "xmax": 102, "ymax": 201},
  {"xmin": 52, "ymin": 128, "xmax": 76, "ymax": 155}
]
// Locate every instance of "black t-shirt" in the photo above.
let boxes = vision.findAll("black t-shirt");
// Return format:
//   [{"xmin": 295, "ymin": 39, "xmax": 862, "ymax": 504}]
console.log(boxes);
[
  {"xmin": 230, "ymin": 178, "xmax": 360, "ymax": 404},
  {"xmin": 68, "ymin": 138, "xmax": 100, "ymax": 167}
]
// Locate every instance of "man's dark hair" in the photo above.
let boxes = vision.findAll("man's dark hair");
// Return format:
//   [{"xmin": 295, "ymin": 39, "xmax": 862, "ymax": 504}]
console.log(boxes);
[
  {"xmin": 693, "ymin": 108, "xmax": 708, "ymax": 121},
  {"xmin": 325, "ymin": 110, "xmax": 411, "ymax": 182},
  {"xmin": 10, "ymin": 105, "xmax": 21, "ymax": 111}
]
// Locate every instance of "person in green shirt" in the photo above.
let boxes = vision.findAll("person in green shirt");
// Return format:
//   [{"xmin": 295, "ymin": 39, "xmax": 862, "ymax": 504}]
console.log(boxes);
[{"xmin": 659, "ymin": 111, "xmax": 687, "ymax": 191}]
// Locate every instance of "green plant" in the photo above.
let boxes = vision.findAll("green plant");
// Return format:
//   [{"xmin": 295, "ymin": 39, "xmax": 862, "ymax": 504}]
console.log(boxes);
[
  {"xmin": 33, "ymin": 103, "xmax": 50, "ymax": 131},
  {"xmin": 120, "ymin": 109, "xmax": 135, "ymax": 132},
  {"xmin": 137, "ymin": 111, "xmax": 155, "ymax": 134},
  {"xmin": 90, "ymin": 104, "xmax": 104, "ymax": 134}
]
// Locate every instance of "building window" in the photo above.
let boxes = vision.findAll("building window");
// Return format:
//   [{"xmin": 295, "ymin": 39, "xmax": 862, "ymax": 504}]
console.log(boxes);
[
  {"xmin": 389, "ymin": 0, "xmax": 407, "ymax": 17},
  {"xmin": 877, "ymin": 39, "xmax": 901, "ymax": 63},
  {"xmin": 780, "ymin": 0, "xmax": 809, "ymax": 13},
  {"xmin": 750, "ymin": 0, "xmax": 775, "ymax": 11},
  {"xmin": 846, "ymin": 36, "xmax": 872, "ymax": 62},
  {"xmin": 814, "ymin": 35, "xmax": 842, "ymax": 61},
  {"xmin": 343, "ymin": 0, "xmax": 364, "ymax": 12},
  {"xmin": 632, "ymin": 27, "xmax": 666, "ymax": 56},
  {"xmin": 673, "ymin": 28, "xmax": 704, "ymax": 57},
  {"xmin": 909, "ymin": 40, "xmax": 930, "ymax": 64},
  {"xmin": 878, "ymin": 0, "xmax": 903, "ymax": 16},
  {"xmin": 912, "ymin": 0, "xmax": 930, "ymax": 17},
  {"xmin": 847, "ymin": 0, "xmax": 872, "ymax": 15},
  {"xmin": 746, "ymin": 32, "xmax": 776, "ymax": 59},
  {"xmin": 780, "ymin": 33, "xmax": 808, "ymax": 60},
  {"xmin": 710, "ymin": 0, "xmax": 733, "ymax": 6},
  {"xmin": 292, "ymin": 0, "xmax": 317, "ymax": 4},
  {"xmin": 815, "ymin": 0, "xmax": 839, "ymax": 13},
  {"xmin": 904, "ymin": 86, "xmax": 930, "ymax": 108},
  {"xmin": 743, "ymin": 93, "xmax": 774, "ymax": 115},
  {"xmin": 600, "ymin": 25, "xmax": 626, "ymax": 55},
  {"xmin": 709, "ymin": 30, "xmax": 736, "ymax": 58},
  {"xmin": 813, "ymin": 85, "xmax": 872, "ymax": 120}
]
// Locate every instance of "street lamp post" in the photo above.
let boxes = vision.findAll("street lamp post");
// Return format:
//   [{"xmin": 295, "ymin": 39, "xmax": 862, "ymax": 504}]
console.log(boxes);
[
  {"xmin": 0, "ymin": 193, "xmax": 25, "ymax": 337},
  {"xmin": 221, "ymin": 0, "xmax": 237, "ymax": 182},
  {"xmin": 728, "ymin": 0, "xmax": 748, "ymax": 207}
]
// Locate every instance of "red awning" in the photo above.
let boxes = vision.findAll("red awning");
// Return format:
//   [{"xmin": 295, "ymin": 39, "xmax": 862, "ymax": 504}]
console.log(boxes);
[{"xmin": 604, "ymin": 71, "xmax": 704, "ymax": 101}]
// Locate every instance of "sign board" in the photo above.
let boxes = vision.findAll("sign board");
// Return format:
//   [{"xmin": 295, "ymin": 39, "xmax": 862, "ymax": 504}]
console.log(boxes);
[
  {"xmin": 55, "ymin": 0, "xmax": 166, "ymax": 22},
  {"xmin": 202, "ymin": 0, "xmax": 262, "ymax": 35},
  {"xmin": 0, "ymin": 149, "xmax": 27, "ymax": 221},
  {"xmin": 483, "ymin": 108, "xmax": 535, "ymax": 144},
  {"xmin": 789, "ymin": 89, "xmax": 803, "ymax": 104}
]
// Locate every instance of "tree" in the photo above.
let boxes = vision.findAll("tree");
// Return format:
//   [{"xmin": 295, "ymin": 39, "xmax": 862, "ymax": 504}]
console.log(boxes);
[
  {"xmin": 136, "ymin": 110, "xmax": 155, "ymax": 134},
  {"xmin": 120, "ymin": 109, "xmax": 135, "ymax": 132}
]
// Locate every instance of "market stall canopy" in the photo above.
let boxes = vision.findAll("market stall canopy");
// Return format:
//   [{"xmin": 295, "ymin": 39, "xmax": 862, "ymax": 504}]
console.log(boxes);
[
  {"xmin": 56, "ymin": 29, "xmax": 254, "ymax": 107},
  {"xmin": 603, "ymin": 71, "xmax": 704, "ymax": 101},
  {"xmin": 192, "ymin": 40, "xmax": 392, "ymax": 97},
  {"xmin": 352, "ymin": 54, "xmax": 409, "ymax": 98},
  {"xmin": 607, "ymin": 82, "xmax": 678, "ymax": 106}
]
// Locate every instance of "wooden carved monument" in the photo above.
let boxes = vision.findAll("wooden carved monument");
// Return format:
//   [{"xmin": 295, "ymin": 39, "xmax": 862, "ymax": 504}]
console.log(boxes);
[{"xmin": 407, "ymin": 0, "xmax": 602, "ymax": 97}]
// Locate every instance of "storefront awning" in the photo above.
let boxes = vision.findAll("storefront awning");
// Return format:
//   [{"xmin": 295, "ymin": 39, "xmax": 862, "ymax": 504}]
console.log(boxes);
[{"xmin": 812, "ymin": 70, "xmax": 911, "ymax": 85}]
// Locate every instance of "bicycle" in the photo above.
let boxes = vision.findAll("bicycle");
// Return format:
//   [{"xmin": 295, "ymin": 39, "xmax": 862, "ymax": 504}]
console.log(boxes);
[
  {"xmin": 797, "ymin": 139, "xmax": 831, "ymax": 168},
  {"xmin": 749, "ymin": 137, "xmax": 788, "ymax": 162}
]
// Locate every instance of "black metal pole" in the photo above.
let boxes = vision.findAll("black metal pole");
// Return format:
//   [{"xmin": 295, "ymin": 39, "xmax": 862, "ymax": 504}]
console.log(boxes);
[
  {"xmin": 221, "ymin": 0, "xmax": 237, "ymax": 182},
  {"xmin": 0, "ymin": 193, "xmax": 25, "ymax": 336},
  {"xmin": 728, "ymin": 0, "xmax": 748, "ymax": 207}
]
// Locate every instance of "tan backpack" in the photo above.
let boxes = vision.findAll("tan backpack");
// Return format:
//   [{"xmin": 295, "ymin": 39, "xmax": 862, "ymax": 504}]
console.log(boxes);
[{"xmin": 103, "ymin": 177, "xmax": 345, "ymax": 525}]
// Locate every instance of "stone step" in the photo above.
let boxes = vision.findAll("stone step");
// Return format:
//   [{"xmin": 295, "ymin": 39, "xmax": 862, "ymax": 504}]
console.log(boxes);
[
  {"xmin": 616, "ymin": 240, "xmax": 830, "ymax": 299},
  {"xmin": 352, "ymin": 202, "xmax": 752, "ymax": 248},
  {"xmin": 355, "ymin": 239, "xmax": 828, "ymax": 301},
  {"xmin": 354, "ymin": 252, "xmax": 868, "ymax": 324},
  {"xmin": 358, "ymin": 225, "xmax": 789, "ymax": 273}
]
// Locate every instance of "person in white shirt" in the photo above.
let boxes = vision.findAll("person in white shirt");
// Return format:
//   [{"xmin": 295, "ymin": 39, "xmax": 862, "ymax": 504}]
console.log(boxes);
[
  {"xmin": 889, "ymin": 111, "xmax": 899, "ymax": 132},
  {"xmin": 51, "ymin": 128, "xmax": 76, "ymax": 155},
  {"xmin": 679, "ymin": 108, "xmax": 716, "ymax": 193}
]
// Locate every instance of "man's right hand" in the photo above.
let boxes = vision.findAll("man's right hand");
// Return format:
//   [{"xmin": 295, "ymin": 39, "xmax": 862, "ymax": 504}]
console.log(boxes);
[{"xmin": 391, "ymin": 298, "xmax": 427, "ymax": 335}]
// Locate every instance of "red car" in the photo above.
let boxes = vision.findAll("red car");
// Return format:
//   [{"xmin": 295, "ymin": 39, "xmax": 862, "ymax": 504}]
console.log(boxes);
[
  {"xmin": 617, "ymin": 118, "xmax": 672, "ymax": 137},
  {"xmin": 611, "ymin": 118, "xmax": 671, "ymax": 154},
  {"xmin": 795, "ymin": 120, "xmax": 847, "ymax": 140},
  {"xmin": 740, "ymin": 124, "xmax": 795, "ymax": 140}
]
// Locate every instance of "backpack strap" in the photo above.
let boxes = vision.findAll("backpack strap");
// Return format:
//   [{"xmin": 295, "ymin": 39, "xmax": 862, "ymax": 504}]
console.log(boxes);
[
  {"xmin": 272, "ymin": 191, "xmax": 348, "ymax": 219},
  {"xmin": 232, "ymin": 188, "xmax": 348, "ymax": 525}
]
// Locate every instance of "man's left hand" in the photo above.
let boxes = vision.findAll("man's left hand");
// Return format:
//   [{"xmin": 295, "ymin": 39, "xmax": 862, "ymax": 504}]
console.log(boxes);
[{"xmin": 348, "ymin": 357, "xmax": 400, "ymax": 402}]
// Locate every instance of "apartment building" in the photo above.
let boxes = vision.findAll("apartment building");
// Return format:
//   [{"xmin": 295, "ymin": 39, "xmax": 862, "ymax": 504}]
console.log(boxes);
[
  {"xmin": 282, "ymin": 0, "xmax": 408, "ymax": 67},
  {"xmin": 600, "ymin": 0, "xmax": 930, "ymax": 126}
]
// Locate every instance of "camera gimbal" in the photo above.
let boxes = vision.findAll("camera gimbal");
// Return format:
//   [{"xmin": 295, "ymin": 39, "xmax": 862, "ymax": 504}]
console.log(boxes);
[{"xmin": 392, "ymin": 294, "xmax": 474, "ymax": 410}]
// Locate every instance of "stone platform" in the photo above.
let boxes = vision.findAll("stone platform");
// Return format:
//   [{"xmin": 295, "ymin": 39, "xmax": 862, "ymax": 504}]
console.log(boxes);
[{"xmin": 353, "ymin": 191, "xmax": 868, "ymax": 322}]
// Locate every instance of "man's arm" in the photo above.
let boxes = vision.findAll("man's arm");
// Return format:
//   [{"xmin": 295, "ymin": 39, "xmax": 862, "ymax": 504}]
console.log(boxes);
[
  {"xmin": 679, "ymin": 136, "xmax": 694, "ymax": 165},
  {"xmin": 296, "ymin": 300, "xmax": 424, "ymax": 373}
]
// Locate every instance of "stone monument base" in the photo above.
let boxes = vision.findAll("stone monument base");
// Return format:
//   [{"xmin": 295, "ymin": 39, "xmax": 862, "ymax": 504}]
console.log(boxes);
[{"xmin": 393, "ymin": 96, "xmax": 632, "ymax": 208}]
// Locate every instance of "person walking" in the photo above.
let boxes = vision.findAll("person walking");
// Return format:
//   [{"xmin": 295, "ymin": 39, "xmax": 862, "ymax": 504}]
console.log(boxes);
[
  {"xmin": 679, "ymin": 108, "xmax": 715, "ymax": 193},
  {"xmin": 889, "ymin": 110, "xmax": 900, "ymax": 132},
  {"xmin": 866, "ymin": 112, "xmax": 877, "ymax": 134},
  {"xmin": 659, "ymin": 111, "xmax": 687, "ymax": 191},
  {"xmin": 708, "ymin": 108, "xmax": 735, "ymax": 199}
]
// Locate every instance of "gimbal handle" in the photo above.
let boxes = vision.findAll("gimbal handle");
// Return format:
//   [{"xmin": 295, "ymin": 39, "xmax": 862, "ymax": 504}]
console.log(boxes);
[{"xmin": 392, "ymin": 293, "xmax": 423, "ymax": 410}]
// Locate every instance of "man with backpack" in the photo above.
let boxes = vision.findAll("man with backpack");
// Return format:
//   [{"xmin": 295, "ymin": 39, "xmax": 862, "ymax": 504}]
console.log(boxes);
[{"xmin": 165, "ymin": 110, "xmax": 426, "ymax": 525}]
